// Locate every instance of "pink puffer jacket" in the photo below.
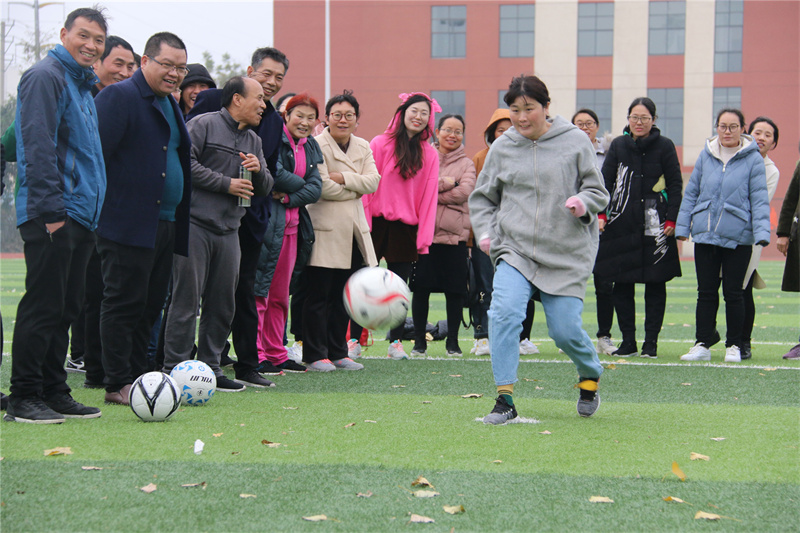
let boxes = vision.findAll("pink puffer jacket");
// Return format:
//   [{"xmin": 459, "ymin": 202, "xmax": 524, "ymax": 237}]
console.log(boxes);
[{"xmin": 434, "ymin": 144, "xmax": 476, "ymax": 244}]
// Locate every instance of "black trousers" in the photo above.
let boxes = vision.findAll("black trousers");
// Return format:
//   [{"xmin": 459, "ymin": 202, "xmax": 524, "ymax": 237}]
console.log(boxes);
[
  {"xmin": 301, "ymin": 266, "xmax": 353, "ymax": 363},
  {"xmin": 612, "ymin": 281, "xmax": 666, "ymax": 344},
  {"xmin": 81, "ymin": 248, "xmax": 105, "ymax": 384},
  {"xmin": 594, "ymin": 274, "xmax": 615, "ymax": 338},
  {"xmin": 470, "ymin": 247, "xmax": 493, "ymax": 339},
  {"xmin": 10, "ymin": 218, "xmax": 94, "ymax": 399},
  {"xmin": 412, "ymin": 290, "xmax": 464, "ymax": 351},
  {"xmin": 742, "ymin": 274, "xmax": 756, "ymax": 344},
  {"xmin": 232, "ymin": 227, "xmax": 262, "ymax": 377},
  {"xmin": 694, "ymin": 243, "xmax": 751, "ymax": 347},
  {"xmin": 98, "ymin": 221, "xmax": 175, "ymax": 392}
]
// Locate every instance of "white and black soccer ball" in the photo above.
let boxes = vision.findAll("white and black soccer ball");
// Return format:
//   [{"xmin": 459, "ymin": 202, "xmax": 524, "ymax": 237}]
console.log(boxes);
[
  {"xmin": 343, "ymin": 267, "xmax": 411, "ymax": 331},
  {"xmin": 129, "ymin": 372, "xmax": 181, "ymax": 422},
  {"xmin": 169, "ymin": 360, "xmax": 217, "ymax": 406}
]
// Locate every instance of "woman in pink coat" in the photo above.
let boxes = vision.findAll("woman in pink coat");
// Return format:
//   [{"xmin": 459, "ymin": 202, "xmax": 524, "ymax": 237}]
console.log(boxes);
[
  {"xmin": 362, "ymin": 92, "xmax": 440, "ymax": 359},
  {"xmin": 410, "ymin": 114, "xmax": 476, "ymax": 357}
]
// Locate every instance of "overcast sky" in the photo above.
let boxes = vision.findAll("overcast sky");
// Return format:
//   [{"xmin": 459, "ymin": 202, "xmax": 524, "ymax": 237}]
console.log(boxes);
[{"xmin": 3, "ymin": 0, "xmax": 275, "ymax": 99}]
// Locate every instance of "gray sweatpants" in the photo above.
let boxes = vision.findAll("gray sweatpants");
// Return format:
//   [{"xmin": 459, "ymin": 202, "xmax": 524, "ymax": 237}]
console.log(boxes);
[{"xmin": 163, "ymin": 224, "xmax": 240, "ymax": 375}]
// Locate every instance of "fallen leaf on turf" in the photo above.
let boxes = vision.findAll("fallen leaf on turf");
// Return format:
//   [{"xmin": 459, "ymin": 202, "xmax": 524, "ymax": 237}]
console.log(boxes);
[
  {"xmin": 302, "ymin": 515, "xmax": 328, "ymax": 522},
  {"xmin": 604, "ymin": 364, "xmax": 617, "ymax": 370},
  {"xmin": 392, "ymin": 385, "xmax": 406, "ymax": 388},
  {"xmin": 694, "ymin": 511, "xmax": 721, "ymax": 520},
  {"xmin": 44, "ymin": 447, "xmax": 72, "ymax": 456},
  {"xmin": 710, "ymin": 437, "xmax": 726, "ymax": 441},
  {"xmin": 140, "ymin": 483, "xmax": 157, "ymax": 493},
  {"xmin": 589, "ymin": 496, "xmax": 614, "ymax": 503},
  {"xmin": 357, "ymin": 491, "xmax": 373, "ymax": 498},
  {"xmin": 240, "ymin": 494, "xmax": 256, "ymax": 499},
  {"xmin": 344, "ymin": 423, "xmax": 356, "ymax": 428},
  {"xmin": 492, "ymin": 460, "xmax": 503, "ymax": 464},
  {"xmin": 443, "ymin": 505, "xmax": 465, "ymax": 514},
  {"xmin": 414, "ymin": 490, "xmax": 440, "ymax": 498},
  {"xmin": 449, "ymin": 374, "xmax": 462, "ymax": 378},
  {"xmin": 412, "ymin": 476, "xmax": 434, "ymax": 488},
  {"xmin": 690, "ymin": 452, "xmax": 710, "ymax": 461},
  {"xmin": 461, "ymin": 393, "xmax": 482, "ymax": 398},
  {"xmin": 181, "ymin": 482, "xmax": 207, "ymax": 489},
  {"xmin": 231, "ymin": 451, "xmax": 241, "ymax": 455},
  {"xmin": 409, "ymin": 514, "xmax": 435, "ymax": 523},
  {"xmin": 522, "ymin": 378, "xmax": 539, "ymax": 382},
  {"xmin": 615, "ymin": 359, "xmax": 629, "ymax": 364},
  {"xmin": 239, "ymin": 424, "xmax": 245, "ymax": 426},
  {"xmin": 364, "ymin": 420, "xmax": 377, "ymax": 423},
  {"xmin": 539, "ymin": 430, "xmax": 552, "ymax": 435},
  {"xmin": 282, "ymin": 406, "xmax": 298, "ymax": 410},
  {"xmin": 663, "ymin": 496, "xmax": 688, "ymax": 504},
  {"xmin": 758, "ymin": 373, "xmax": 765, "ymax": 376},
  {"xmin": 681, "ymin": 383, "xmax": 692, "ymax": 386},
  {"xmin": 422, "ymin": 401, "xmax": 432, "ymax": 404},
  {"xmin": 672, "ymin": 461, "xmax": 687, "ymax": 481},
  {"xmin": 212, "ymin": 433, "xmax": 223, "ymax": 437},
  {"xmin": 535, "ymin": 386, "xmax": 544, "ymax": 390},
  {"xmin": 261, "ymin": 440, "xmax": 281, "ymax": 448},
  {"xmin": 81, "ymin": 466, "xmax": 103, "ymax": 471},
  {"xmin": 764, "ymin": 367, "xmax": 777, "ymax": 372}
]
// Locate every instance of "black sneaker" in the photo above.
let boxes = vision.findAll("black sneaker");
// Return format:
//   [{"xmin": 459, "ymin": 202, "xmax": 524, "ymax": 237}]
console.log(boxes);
[
  {"xmin": 740, "ymin": 340, "xmax": 752, "ymax": 360},
  {"xmin": 4, "ymin": 397, "xmax": 65, "ymax": 424},
  {"xmin": 256, "ymin": 361, "xmax": 285, "ymax": 376},
  {"xmin": 640, "ymin": 340, "xmax": 658, "ymax": 359},
  {"xmin": 612, "ymin": 341, "xmax": 637, "ymax": 357},
  {"xmin": 235, "ymin": 371, "xmax": 276, "ymax": 388},
  {"xmin": 276, "ymin": 360, "xmax": 307, "ymax": 373},
  {"xmin": 0, "ymin": 392, "xmax": 8, "ymax": 411},
  {"xmin": 577, "ymin": 379, "xmax": 600, "ymax": 417},
  {"xmin": 66, "ymin": 357, "xmax": 86, "ymax": 373},
  {"xmin": 44, "ymin": 393, "xmax": 102, "ymax": 419},
  {"xmin": 216, "ymin": 375, "xmax": 245, "ymax": 392},
  {"xmin": 483, "ymin": 395, "xmax": 518, "ymax": 425}
]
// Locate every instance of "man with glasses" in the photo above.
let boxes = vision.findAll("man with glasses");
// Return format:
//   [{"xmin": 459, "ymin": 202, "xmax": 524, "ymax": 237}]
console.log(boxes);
[
  {"xmin": 187, "ymin": 47, "xmax": 291, "ymax": 387},
  {"xmin": 94, "ymin": 32, "xmax": 192, "ymax": 405}
]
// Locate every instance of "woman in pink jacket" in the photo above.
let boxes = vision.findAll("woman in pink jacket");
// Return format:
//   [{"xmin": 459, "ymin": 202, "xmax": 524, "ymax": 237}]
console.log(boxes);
[
  {"xmin": 363, "ymin": 92, "xmax": 440, "ymax": 359},
  {"xmin": 410, "ymin": 114, "xmax": 476, "ymax": 357}
]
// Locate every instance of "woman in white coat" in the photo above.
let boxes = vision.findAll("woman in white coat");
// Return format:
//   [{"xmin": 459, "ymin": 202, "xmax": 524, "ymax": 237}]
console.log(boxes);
[{"xmin": 302, "ymin": 91, "xmax": 381, "ymax": 371}]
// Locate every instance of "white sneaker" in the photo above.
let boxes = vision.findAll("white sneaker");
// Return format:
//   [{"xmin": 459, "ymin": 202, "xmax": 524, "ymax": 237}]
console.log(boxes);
[
  {"xmin": 332, "ymin": 357, "xmax": 364, "ymax": 370},
  {"xmin": 596, "ymin": 336, "xmax": 616, "ymax": 355},
  {"xmin": 519, "ymin": 339, "xmax": 539, "ymax": 355},
  {"xmin": 724, "ymin": 345, "xmax": 742, "ymax": 363},
  {"xmin": 470, "ymin": 340, "xmax": 477, "ymax": 354},
  {"xmin": 474, "ymin": 338, "xmax": 490, "ymax": 356},
  {"xmin": 680, "ymin": 343, "xmax": 711, "ymax": 361},
  {"xmin": 387, "ymin": 340, "xmax": 408, "ymax": 360},
  {"xmin": 347, "ymin": 339, "xmax": 361, "ymax": 359}
]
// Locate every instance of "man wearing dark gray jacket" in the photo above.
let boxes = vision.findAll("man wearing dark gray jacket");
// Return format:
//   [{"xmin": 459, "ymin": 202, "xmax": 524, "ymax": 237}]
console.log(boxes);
[{"xmin": 162, "ymin": 76, "xmax": 272, "ymax": 390}]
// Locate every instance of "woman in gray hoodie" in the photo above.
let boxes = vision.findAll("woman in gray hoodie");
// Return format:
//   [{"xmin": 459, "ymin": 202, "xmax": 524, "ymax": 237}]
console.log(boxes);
[{"xmin": 469, "ymin": 75, "xmax": 609, "ymax": 424}]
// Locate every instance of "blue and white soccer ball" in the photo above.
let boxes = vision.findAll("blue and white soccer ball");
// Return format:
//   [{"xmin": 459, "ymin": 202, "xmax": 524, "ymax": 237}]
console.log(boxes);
[
  {"xmin": 169, "ymin": 360, "xmax": 217, "ymax": 406},
  {"xmin": 129, "ymin": 372, "xmax": 181, "ymax": 422}
]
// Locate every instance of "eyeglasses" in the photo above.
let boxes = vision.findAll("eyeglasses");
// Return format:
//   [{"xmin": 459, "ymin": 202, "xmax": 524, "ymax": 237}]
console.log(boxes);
[
  {"xmin": 149, "ymin": 57, "xmax": 189, "ymax": 76},
  {"xmin": 628, "ymin": 115, "xmax": 652, "ymax": 124},
  {"xmin": 716, "ymin": 124, "xmax": 740, "ymax": 133},
  {"xmin": 575, "ymin": 121, "xmax": 596, "ymax": 128},
  {"xmin": 329, "ymin": 112, "xmax": 356, "ymax": 121},
  {"xmin": 440, "ymin": 128, "xmax": 463, "ymax": 137}
]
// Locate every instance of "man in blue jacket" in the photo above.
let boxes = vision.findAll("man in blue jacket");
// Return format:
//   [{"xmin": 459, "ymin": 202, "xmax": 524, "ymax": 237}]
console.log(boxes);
[
  {"xmin": 94, "ymin": 32, "xmax": 192, "ymax": 405},
  {"xmin": 4, "ymin": 7, "xmax": 108, "ymax": 424}
]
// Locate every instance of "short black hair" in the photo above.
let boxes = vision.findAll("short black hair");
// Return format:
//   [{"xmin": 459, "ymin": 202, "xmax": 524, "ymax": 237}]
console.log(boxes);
[
  {"xmin": 572, "ymin": 108, "xmax": 599, "ymax": 125},
  {"xmin": 99, "ymin": 35, "xmax": 134, "ymax": 63},
  {"xmin": 133, "ymin": 52, "xmax": 141, "ymax": 67},
  {"xmin": 628, "ymin": 97, "xmax": 657, "ymax": 119},
  {"xmin": 504, "ymin": 75, "xmax": 550, "ymax": 108},
  {"xmin": 251, "ymin": 47, "xmax": 289, "ymax": 73},
  {"xmin": 716, "ymin": 108, "xmax": 745, "ymax": 128},
  {"xmin": 221, "ymin": 76, "xmax": 248, "ymax": 108},
  {"xmin": 748, "ymin": 116, "xmax": 780, "ymax": 149},
  {"xmin": 64, "ymin": 6, "xmax": 108, "ymax": 35},
  {"xmin": 437, "ymin": 113, "xmax": 465, "ymax": 131},
  {"xmin": 325, "ymin": 90, "xmax": 360, "ymax": 117},
  {"xmin": 143, "ymin": 32, "xmax": 186, "ymax": 59}
]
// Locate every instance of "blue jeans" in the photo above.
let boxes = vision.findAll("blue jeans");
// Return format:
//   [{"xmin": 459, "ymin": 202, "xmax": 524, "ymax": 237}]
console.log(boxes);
[{"xmin": 489, "ymin": 261, "xmax": 603, "ymax": 386}]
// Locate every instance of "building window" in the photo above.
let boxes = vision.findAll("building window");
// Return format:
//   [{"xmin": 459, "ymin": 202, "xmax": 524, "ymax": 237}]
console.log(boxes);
[
  {"xmin": 498, "ymin": 90, "xmax": 508, "ymax": 109},
  {"xmin": 432, "ymin": 5, "xmax": 467, "ymax": 58},
  {"xmin": 649, "ymin": 1, "xmax": 685, "ymax": 55},
  {"xmin": 714, "ymin": 0, "xmax": 743, "ymax": 72},
  {"xmin": 431, "ymin": 90, "xmax": 466, "ymax": 118},
  {"xmin": 648, "ymin": 88, "xmax": 683, "ymax": 145},
  {"xmin": 576, "ymin": 89, "xmax": 613, "ymax": 136},
  {"xmin": 578, "ymin": 2, "xmax": 614, "ymax": 57},
  {"xmin": 712, "ymin": 86, "xmax": 741, "ymax": 133},
  {"xmin": 499, "ymin": 4, "xmax": 535, "ymax": 57}
]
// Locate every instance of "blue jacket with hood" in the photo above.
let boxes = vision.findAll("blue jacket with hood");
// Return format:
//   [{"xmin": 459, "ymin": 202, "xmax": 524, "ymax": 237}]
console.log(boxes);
[{"xmin": 14, "ymin": 45, "xmax": 106, "ymax": 229}]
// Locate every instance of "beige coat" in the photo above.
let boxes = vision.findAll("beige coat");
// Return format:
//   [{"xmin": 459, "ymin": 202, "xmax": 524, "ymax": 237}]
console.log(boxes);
[{"xmin": 307, "ymin": 129, "xmax": 380, "ymax": 269}]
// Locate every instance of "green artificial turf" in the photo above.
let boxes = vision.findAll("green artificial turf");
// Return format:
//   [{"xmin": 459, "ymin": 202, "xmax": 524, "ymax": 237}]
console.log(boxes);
[{"xmin": 1, "ymin": 259, "xmax": 799, "ymax": 531}]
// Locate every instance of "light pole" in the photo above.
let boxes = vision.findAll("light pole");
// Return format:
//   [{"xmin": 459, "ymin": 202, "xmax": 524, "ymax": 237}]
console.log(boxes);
[{"xmin": 6, "ymin": 0, "xmax": 62, "ymax": 61}]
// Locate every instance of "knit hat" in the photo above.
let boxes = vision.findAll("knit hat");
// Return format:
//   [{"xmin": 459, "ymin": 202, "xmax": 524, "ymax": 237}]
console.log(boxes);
[{"xmin": 180, "ymin": 64, "xmax": 216, "ymax": 90}]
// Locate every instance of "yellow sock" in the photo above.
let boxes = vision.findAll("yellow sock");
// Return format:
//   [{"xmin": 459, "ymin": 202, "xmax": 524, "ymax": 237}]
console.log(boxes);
[{"xmin": 497, "ymin": 384, "xmax": 514, "ymax": 397}]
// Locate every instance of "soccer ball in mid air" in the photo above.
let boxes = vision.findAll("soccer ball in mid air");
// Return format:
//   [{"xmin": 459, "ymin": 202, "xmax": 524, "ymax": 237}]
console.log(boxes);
[{"xmin": 343, "ymin": 267, "xmax": 411, "ymax": 331}]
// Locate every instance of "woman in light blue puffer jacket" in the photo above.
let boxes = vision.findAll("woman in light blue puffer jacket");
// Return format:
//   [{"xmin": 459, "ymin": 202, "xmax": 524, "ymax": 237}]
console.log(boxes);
[{"xmin": 675, "ymin": 108, "xmax": 770, "ymax": 363}]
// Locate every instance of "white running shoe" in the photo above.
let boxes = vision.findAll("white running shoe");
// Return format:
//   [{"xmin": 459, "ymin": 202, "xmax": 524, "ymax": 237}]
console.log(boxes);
[
  {"xmin": 724, "ymin": 345, "xmax": 741, "ymax": 363},
  {"xmin": 519, "ymin": 339, "xmax": 539, "ymax": 355},
  {"xmin": 387, "ymin": 340, "xmax": 408, "ymax": 360},
  {"xmin": 347, "ymin": 339, "xmax": 361, "ymax": 359},
  {"xmin": 474, "ymin": 338, "xmax": 490, "ymax": 356},
  {"xmin": 596, "ymin": 336, "xmax": 616, "ymax": 355},
  {"xmin": 680, "ymin": 343, "xmax": 711, "ymax": 361}
]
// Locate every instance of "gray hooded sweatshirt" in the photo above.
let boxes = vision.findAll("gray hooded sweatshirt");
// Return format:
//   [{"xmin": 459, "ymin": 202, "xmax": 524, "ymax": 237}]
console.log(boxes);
[{"xmin": 469, "ymin": 115, "xmax": 609, "ymax": 299}]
